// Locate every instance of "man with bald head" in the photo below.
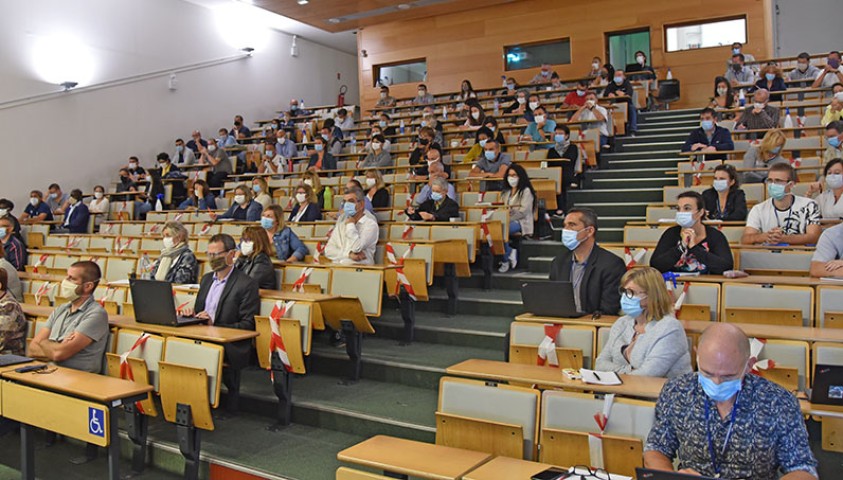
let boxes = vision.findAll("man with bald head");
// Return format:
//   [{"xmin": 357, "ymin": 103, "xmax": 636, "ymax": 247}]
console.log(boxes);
[
  {"xmin": 736, "ymin": 88, "xmax": 780, "ymax": 132},
  {"xmin": 644, "ymin": 323, "xmax": 817, "ymax": 479}
]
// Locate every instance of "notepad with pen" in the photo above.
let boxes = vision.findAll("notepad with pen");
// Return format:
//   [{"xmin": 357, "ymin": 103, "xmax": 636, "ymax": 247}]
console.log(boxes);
[{"xmin": 579, "ymin": 368, "xmax": 622, "ymax": 386}]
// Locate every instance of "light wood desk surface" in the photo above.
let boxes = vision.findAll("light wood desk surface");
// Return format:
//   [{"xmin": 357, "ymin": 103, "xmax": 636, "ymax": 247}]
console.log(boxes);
[
  {"xmin": 463, "ymin": 456, "xmax": 554, "ymax": 480},
  {"xmin": 1, "ymin": 366, "xmax": 151, "ymax": 404},
  {"xmin": 337, "ymin": 435, "xmax": 492, "ymax": 480},
  {"xmin": 446, "ymin": 359, "xmax": 666, "ymax": 399}
]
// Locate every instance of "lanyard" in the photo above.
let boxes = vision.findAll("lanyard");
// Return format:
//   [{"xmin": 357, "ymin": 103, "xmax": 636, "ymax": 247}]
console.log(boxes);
[
  {"xmin": 705, "ymin": 393, "xmax": 739, "ymax": 477},
  {"xmin": 774, "ymin": 203, "xmax": 794, "ymax": 230}
]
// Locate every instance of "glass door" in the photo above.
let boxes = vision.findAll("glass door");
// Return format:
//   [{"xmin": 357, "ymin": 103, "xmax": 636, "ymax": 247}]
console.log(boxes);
[{"xmin": 606, "ymin": 28, "xmax": 651, "ymax": 70}]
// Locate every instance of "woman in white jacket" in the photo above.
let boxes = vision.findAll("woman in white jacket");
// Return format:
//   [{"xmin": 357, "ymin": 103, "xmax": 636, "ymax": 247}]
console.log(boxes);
[{"xmin": 499, "ymin": 163, "xmax": 534, "ymax": 272}]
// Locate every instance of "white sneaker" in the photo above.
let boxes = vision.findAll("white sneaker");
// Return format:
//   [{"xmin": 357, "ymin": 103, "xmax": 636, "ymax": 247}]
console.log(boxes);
[
  {"xmin": 498, "ymin": 261, "xmax": 510, "ymax": 273},
  {"xmin": 509, "ymin": 249, "xmax": 518, "ymax": 270}
]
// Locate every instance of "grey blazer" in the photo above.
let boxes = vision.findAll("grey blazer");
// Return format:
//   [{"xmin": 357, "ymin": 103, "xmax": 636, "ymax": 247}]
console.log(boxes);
[{"xmin": 595, "ymin": 315, "xmax": 692, "ymax": 378}]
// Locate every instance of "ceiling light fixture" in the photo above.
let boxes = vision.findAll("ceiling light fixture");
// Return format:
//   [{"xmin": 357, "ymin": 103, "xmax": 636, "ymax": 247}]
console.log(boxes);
[
  {"xmin": 328, "ymin": 18, "xmax": 341, "ymax": 24},
  {"xmin": 297, "ymin": 0, "xmax": 309, "ymax": 4},
  {"xmin": 397, "ymin": 4, "xmax": 411, "ymax": 10}
]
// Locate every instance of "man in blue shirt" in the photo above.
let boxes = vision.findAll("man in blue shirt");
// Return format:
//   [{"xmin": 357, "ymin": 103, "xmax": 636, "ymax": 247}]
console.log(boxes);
[
  {"xmin": 20, "ymin": 190, "xmax": 53, "ymax": 225},
  {"xmin": 644, "ymin": 323, "xmax": 818, "ymax": 479},
  {"xmin": 681, "ymin": 107, "xmax": 735, "ymax": 162}
]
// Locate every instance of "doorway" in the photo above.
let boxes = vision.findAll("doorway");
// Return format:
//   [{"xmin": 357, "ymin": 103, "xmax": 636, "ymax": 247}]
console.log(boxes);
[{"xmin": 606, "ymin": 28, "xmax": 651, "ymax": 70}]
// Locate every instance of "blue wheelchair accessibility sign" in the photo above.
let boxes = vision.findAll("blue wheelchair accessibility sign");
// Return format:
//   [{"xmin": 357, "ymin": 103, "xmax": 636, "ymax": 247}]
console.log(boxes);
[{"xmin": 88, "ymin": 407, "xmax": 105, "ymax": 437}]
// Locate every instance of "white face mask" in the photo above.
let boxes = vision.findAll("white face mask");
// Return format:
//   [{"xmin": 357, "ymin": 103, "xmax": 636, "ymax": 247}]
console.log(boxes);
[
  {"xmin": 0, "ymin": 209, "xmax": 7, "ymax": 217},
  {"xmin": 528, "ymin": 102, "xmax": 539, "ymax": 110},
  {"xmin": 29, "ymin": 198, "xmax": 39, "ymax": 207},
  {"xmin": 534, "ymin": 115, "xmax": 546, "ymax": 124},
  {"xmin": 797, "ymin": 62, "xmax": 809, "ymax": 72},
  {"xmin": 592, "ymin": 62, "xmax": 600, "ymax": 70},
  {"xmin": 94, "ymin": 192, "xmax": 104, "ymax": 199},
  {"xmin": 234, "ymin": 194, "xmax": 246, "ymax": 205},
  {"xmin": 636, "ymin": 55, "xmax": 645, "ymax": 65},
  {"xmin": 208, "ymin": 144, "xmax": 216, "ymax": 153},
  {"xmin": 418, "ymin": 90, "xmax": 426, "ymax": 97},
  {"xmin": 303, "ymin": 179, "xmax": 313, "ymax": 187},
  {"xmin": 586, "ymin": 99, "xmax": 596, "ymax": 108},
  {"xmin": 371, "ymin": 142, "xmax": 382, "ymax": 151},
  {"xmin": 128, "ymin": 163, "xmax": 137, "ymax": 169},
  {"xmin": 717, "ymin": 87, "xmax": 728, "ymax": 96},
  {"xmin": 60, "ymin": 279, "xmax": 82, "ymax": 302},
  {"xmin": 365, "ymin": 178, "xmax": 377, "ymax": 188},
  {"xmin": 507, "ymin": 176, "xmax": 519, "ymax": 187},
  {"xmin": 296, "ymin": 193, "xmax": 307, "ymax": 203},
  {"xmin": 471, "ymin": 111, "xmax": 480, "ymax": 120},
  {"xmin": 240, "ymin": 241, "xmax": 254, "ymax": 256},
  {"xmin": 380, "ymin": 92, "xmax": 387, "ymax": 98},
  {"xmin": 517, "ymin": 97, "xmax": 527, "ymax": 105},
  {"xmin": 835, "ymin": 92, "xmax": 843, "ymax": 102},
  {"xmin": 162, "ymin": 236, "xmax": 175, "ymax": 250},
  {"xmin": 753, "ymin": 102, "xmax": 766, "ymax": 110}
]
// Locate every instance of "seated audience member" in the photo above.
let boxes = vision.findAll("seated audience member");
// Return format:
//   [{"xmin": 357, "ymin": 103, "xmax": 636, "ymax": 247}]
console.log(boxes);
[
  {"xmin": 725, "ymin": 53, "xmax": 756, "ymax": 86},
  {"xmin": 530, "ymin": 63, "xmax": 556, "ymax": 84},
  {"xmin": 806, "ymin": 158, "xmax": 843, "ymax": 219},
  {"xmin": 498, "ymin": 164, "xmax": 535, "ymax": 273},
  {"xmin": 0, "ymin": 199, "xmax": 20, "ymax": 238},
  {"xmin": 811, "ymin": 222, "xmax": 843, "ymax": 277},
  {"xmin": 363, "ymin": 170, "xmax": 390, "ymax": 209},
  {"xmin": 46, "ymin": 183, "xmax": 69, "ymax": 214},
  {"xmin": 409, "ymin": 127, "xmax": 435, "ymax": 174},
  {"xmin": 650, "ymin": 191, "xmax": 734, "ymax": 275},
  {"xmin": 319, "ymin": 123, "xmax": 343, "ymax": 157},
  {"xmin": 742, "ymin": 128, "xmax": 788, "ymax": 183},
  {"xmin": 405, "ymin": 177, "xmax": 459, "ymax": 222},
  {"xmin": 483, "ymin": 117, "xmax": 506, "ymax": 146},
  {"xmin": 251, "ymin": 177, "xmax": 272, "ymax": 210},
  {"xmin": 231, "ymin": 115, "xmax": 251, "ymax": 139},
  {"xmin": 0, "ymin": 269, "xmax": 25, "ymax": 353},
  {"xmin": 216, "ymin": 127, "xmax": 237, "ymax": 149},
  {"xmin": 217, "ymin": 185, "xmax": 262, "ymax": 222},
  {"xmin": 288, "ymin": 98, "xmax": 311, "ymax": 117},
  {"xmin": 306, "ymin": 135, "xmax": 337, "ymax": 173},
  {"xmin": 729, "ymin": 42, "xmax": 756, "ymax": 64},
  {"xmin": 197, "ymin": 139, "xmax": 232, "ymax": 188},
  {"xmin": 563, "ymin": 81, "xmax": 590, "ymax": 108},
  {"xmin": 625, "ymin": 51, "xmax": 656, "ymax": 80},
  {"xmin": 235, "ymin": 226, "xmax": 277, "ymax": 290},
  {"xmin": 753, "ymin": 64, "xmax": 787, "ymax": 102},
  {"xmin": 463, "ymin": 100, "xmax": 486, "ymax": 130},
  {"xmin": 156, "ymin": 152, "xmax": 183, "ymax": 179},
  {"xmin": 345, "ymin": 179, "xmax": 374, "ymax": 213},
  {"xmin": 179, "ymin": 179, "xmax": 217, "ymax": 211},
  {"xmin": 262, "ymin": 205, "xmax": 307, "ymax": 262},
  {"xmin": 172, "ymin": 138, "xmax": 193, "ymax": 165},
  {"xmin": 523, "ymin": 93, "xmax": 542, "ymax": 123},
  {"xmin": 742, "ymin": 163, "xmax": 821, "ymax": 245},
  {"xmin": 303, "ymin": 171, "xmax": 332, "ymax": 211},
  {"xmin": 324, "ymin": 187, "xmax": 378, "ymax": 265},
  {"xmin": 54, "ymin": 189, "xmax": 90, "ymax": 234},
  {"xmin": 590, "ymin": 63, "xmax": 613, "ymax": 88},
  {"xmin": 681, "ymin": 107, "xmax": 735, "ymax": 162},
  {"xmin": 180, "ymin": 234, "xmax": 258, "ymax": 411},
  {"xmin": 420, "ymin": 107, "xmax": 445, "ymax": 145},
  {"xmin": 377, "ymin": 113, "xmax": 397, "ymax": 137},
  {"xmin": 20, "ymin": 190, "xmax": 53, "ymax": 225},
  {"xmin": 274, "ymin": 128, "xmax": 298, "ymax": 160},
  {"xmin": 360, "ymin": 134, "xmax": 392, "ymax": 168},
  {"xmin": 458, "ymin": 79, "xmax": 477, "ymax": 102},
  {"xmin": 825, "ymin": 121, "xmax": 843, "ymax": 164},
  {"xmin": 151, "ymin": 221, "xmax": 198, "ymax": 284},
  {"xmin": 822, "ymin": 84, "xmax": 843, "ymax": 126},
  {"xmin": 644, "ymin": 323, "xmax": 818, "ymax": 479},
  {"xmin": 547, "ymin": 124, "xmax": 579, "ymax": 213},
  {"xmin": 571, "ymin": 91, "xmax": 610, "ymax": 149},
  {"xmin": 131, "ymin": 186, "xmax": 154, "ymax": 220},
  {"xmin": 0, "ymin": 245, "xmax": 22, "ymax": 301},
  {"xmin": 28, "ymin": 261, "xmax": 109, "ymax": 373},
  {"xmin": 335, "ymin": 108, "xmax": 355, "ymax": 136},
  {"xmin": 602, "ymin": 69, "xmax": 638, "ymax": 133},
  {"xmin": 289, "ymin": 184, "xmax": 322, "ymax": 222},
  {"xmin": 522, "ymin": 105, "xmax": 556, "ymax": 145},
  {"xmin": 595, "ymin": 267, "xmax": 692, "ymax": 378},
  {"xmin": 735, "ymin": 89, "xmax": 779, "ymax": 132},
  {"xmin": 116, "ymin": 168, "xmax": 136, "ymax": 196},
  {"xmin": 812, "ymin": 50, "xmax": 843, "ymax": 89},
  {"xmin": 469, "ymin": 139, "xmax": 511, "ymax": 190},
  {"xmin": 710, "ymin": 76, "xmax": 736, "ymax": 112},
  {"xmin": 414, "ymin": 161, "xmax": 457, "ymax": 205},
  {"xmin": 789, "ymin": 52, "xmax": 822, "ymax": 82},
  {"xmin": 413, "ymin": 84, "xmax": 434, "ymax": 105},
  {"xmin": 88, "ymin": 185, "xmax": 110, "ymax": 227},
  {"xmin": 367, "ymin": 125, "xmax": 392, "ymax": 153},
  {"xmin": 504, "ymin": 88, "xmax": 529, "ymax": 115},
  {"xmin": 0, "ymin": 218, "xmax": 25, "ymax": 271},
  {"xmin": 702, "ymin": 164, "xmax": 748, "ymax": 221},
  {"xmin": 587, "ymin": 57, "xmax": 603, "ymax": 77},
  {"xmin": 375, "ymin": 86, "xmax": 396, "ymax": 108},
  {"xmin": 463, "ymin": 127, "xmax": 493, "ymax": 165},
  {"xmin": 186, "ymin": 130, "xmax": 209, "ymax": 154},
  {"xmin": 127, "ymin": 156, "xmax": 148, "ymax": 180},
  {"xmin": 549, "ymin": 208, "xmax": 625, "ymax": 314}
]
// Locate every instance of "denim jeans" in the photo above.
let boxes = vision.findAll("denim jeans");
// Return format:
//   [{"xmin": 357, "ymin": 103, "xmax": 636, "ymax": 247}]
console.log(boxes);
[{"xmin": 504, "ymin": 220, "xmax": 522, "ymax": 257}]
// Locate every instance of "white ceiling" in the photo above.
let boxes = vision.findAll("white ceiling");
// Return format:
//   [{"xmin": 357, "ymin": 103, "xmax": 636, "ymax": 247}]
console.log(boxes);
[{"xmin": 182, "ymin": 0, "xmax": 358, "ymax": 54}]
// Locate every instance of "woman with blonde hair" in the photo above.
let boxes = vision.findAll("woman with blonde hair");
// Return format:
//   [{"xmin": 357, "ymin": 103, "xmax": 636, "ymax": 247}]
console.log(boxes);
[
  {"xmin": 251, "ymin": 177, "xmax": 272, "ymax": 209},
  {"xmin": 742, "ymin": 128, "xmax": 788, "ymax": 183},
  {"xmin": 302, "ymin": 170, "xmax": 332, "ymax": 210},
  {"xmin": 595, "ymin": 266, "xmax": 692, "ymax": 378},
  {"xmin": 261, "ymin": 205, "xmax": 307, "ymax": 262},
  {"xmin": 235, "ymin": 226, "xmax": 277, "ymax": 289},
  {"xmin": 150, "ymin": 221, "xmax": 198, "ymax": 283},
  {"xmin": 363, "ymin": 170, "xmax": 389, "ymax": 209},
  {"xmin": 289, "ymin": 184, "xmax": 322, "ymax": 222},
  {"xmin": 753, "ymin": 64, "xmax": 787, "ymax": 102}
]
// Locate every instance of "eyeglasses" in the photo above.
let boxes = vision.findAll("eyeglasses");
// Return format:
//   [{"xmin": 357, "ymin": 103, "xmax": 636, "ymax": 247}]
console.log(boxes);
[
  {"xmin": 560, "ymin": 465, "xmax": 615, "ymax": 479},
  {"xmin": 619, "ymin": 288, "xmax": 647, "ymax": 300}
]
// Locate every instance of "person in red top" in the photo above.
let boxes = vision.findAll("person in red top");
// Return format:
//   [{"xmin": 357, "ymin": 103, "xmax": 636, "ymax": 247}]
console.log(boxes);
[{"xmin": 563, "ymin": 81, "xmax": 589, "ymax": 108}]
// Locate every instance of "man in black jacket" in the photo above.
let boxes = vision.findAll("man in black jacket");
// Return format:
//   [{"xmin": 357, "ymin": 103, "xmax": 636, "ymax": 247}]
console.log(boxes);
[
  {"xmin": 181, "ymin": 233, "xmax": 259, "ymax": 412},
  {"xmin": 548, "ymin": 208, "xmax": 625, "ymax": 316},
  {"xmin": 602, "ymin": 69, "xmax": 638, "ymax": 134},
  {"xmin": 405, "ymin": 177, "xmax": 459, "ymax": 221}
]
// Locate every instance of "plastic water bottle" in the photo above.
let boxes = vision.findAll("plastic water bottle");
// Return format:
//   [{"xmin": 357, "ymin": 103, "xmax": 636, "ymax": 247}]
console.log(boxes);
[
  {"xmin": 399, "ymin": 119, "xmax": 405, "ymax": 134},
  {"xmin": 349, "ymin": 136, "xmax": 357, "ymax": 154},
  {"xmin": 300, "ymin": 98, "xmax": 305, "ymax": 111},
  {"xmin": 155, "ymin": 194, "xmax": 163, "ymax": 212},
  {"xmin": 783, "ymin": 108, "xmax": 794, "ymax": 129},
  {"xmin": 493, "ymin": 99, "xmax": 500, "ymax": 116},
  {"xmin": 140, "ymin": 254, "xmax": 152, "ymax": 279},
  {"xmin": 442, "ymin": 105, "xmax": 448, "ymax": 120},
  {"xmin": 501, "ymin": 75, "xmax": 507, "ymax": 87},
  {"xmin": 666, "ymin": 68, "xmax": 673, "ymax": 80},
  {"xmin": 738, "ymin": 89, "xmax": 746, "ymax": 107}
]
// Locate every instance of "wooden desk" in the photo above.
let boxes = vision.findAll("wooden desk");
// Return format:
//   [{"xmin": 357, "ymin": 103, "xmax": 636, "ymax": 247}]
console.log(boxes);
[
  {"xmin": 1, "ymin": 366, "xmax": 151, "ymax": 480},
  {"xmin": 337, "ymin": 435, "xmax": 493, "ymax": 480},
  {"xmin": 463, "ymin": 456, "xmax": 553, "ymax": 480},
  {"xmin": 446, "ymin": 359, "xmax": 666, "ymax": 399}
]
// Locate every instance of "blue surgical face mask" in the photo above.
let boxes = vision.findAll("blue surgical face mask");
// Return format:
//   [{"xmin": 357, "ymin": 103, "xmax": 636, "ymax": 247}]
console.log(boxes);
[
  {"xmin": 732, "ymin": 48, "xmax": 741, "ymax": 55},
  {"xmin": 479, "ymin": 139, "xmax": 488, "ymax": 148},
  {"xmin": 0, "ymin": 228, "xmax": 7, "ymax": 239},
  {"xmin": 829, "ymin": 136, "xmax": 841, "ymax": 149},
  {"xmin": 770, "ymin": 146, "xmax": 782, "ymax": 155},
  {"xmin": 701, "ymin": 120, "xmax": 714, "ymax": 131},
  {"xmin": 176, "ymin": 145, "xmax": 184, "ymax": 153},
  {"xmin": 484, "ymin": 150, "xmax": 496, "ymax": 161},
  {"xmin": 698, "ymin": 372, "xmax": 743, "ymax": 402},
  {"xmin": 561, "ymin": 228, "xmax": 582, "ymax": 250},
  {"xmin": 343, "ymin": 201, "xmax": 357, "ymax": 217},
  {"xmin": 252, "ymin": 184, "xmax": 261, "ymax": 193},
  {"xmin": 379, "ymin": 120, "xmax": 387, "ymax": 128},
  {"xmin": 713, "ymin": 179, "xmax": 730, "ymax": 192},
  {"xmin": 675, "ymin": 211, "xmax": 696, "ymax": 228},
  {"xmin": 620, "ymin": 295, "xmax": 644, "ymax": 318},
  {"xmin": 260, "ymin": 217, "xmax": 275, "ymax": 230},
  {"xmin": 314, "ymin": 144, "xmax": 324, "ymax": 152},
  {"xmin": 613, "ymin": 76, "xmax": 623, "ymax": 84},
  {"xmin": 431, "ymin": 191, "xmax": 444, "ymax": 202},
  {"xmin": 765, "ymin": 73, "xmax": 775, "ymax": 81},
  {"xmin": 767, "ymin": 182, "xmax": 787, "ymax": 200}
]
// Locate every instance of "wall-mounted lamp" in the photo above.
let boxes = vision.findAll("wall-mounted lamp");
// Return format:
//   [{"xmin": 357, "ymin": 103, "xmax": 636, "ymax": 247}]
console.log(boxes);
[{"xmin": 290, "ymin": 35, "xmax": 299, "ymax": 57}]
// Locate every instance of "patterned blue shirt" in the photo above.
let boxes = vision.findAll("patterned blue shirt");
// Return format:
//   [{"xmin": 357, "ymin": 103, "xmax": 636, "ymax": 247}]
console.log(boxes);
[{"xmin": 645, "ymin": 373, "xmax": 817, "ymax": 479}]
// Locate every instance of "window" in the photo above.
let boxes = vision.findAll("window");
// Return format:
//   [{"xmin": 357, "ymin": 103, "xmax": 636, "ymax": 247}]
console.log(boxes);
[
  {"xmin": 665, "ymin": 17, "xmax": 747, "ymax": 53},
  {"xmin": 373, "ymin": 59, "xmax": 426, "ymax": 87},
  {"xmin": 504, "ymin": 38, "xmax": 571, "ymax": 71}
]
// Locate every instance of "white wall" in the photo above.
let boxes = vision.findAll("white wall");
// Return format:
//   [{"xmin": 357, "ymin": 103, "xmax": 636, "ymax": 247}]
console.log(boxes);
[
  {"xmin": 773, "ymin": 0, "xmax": 843, "ymax": 56},
  {"xmin": 0, "ymin": 0, "xmax": 358, "ymax": 210}
]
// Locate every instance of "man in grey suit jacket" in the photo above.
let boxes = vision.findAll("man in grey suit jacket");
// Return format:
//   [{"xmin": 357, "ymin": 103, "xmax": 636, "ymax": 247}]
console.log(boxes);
[
  {"xmin": 181, "ymin": 233, "xmax": 259, "ymax": 412},
  {"xmin": 549, "ymin": 208, "xmax": 626, "ymax": 316}
]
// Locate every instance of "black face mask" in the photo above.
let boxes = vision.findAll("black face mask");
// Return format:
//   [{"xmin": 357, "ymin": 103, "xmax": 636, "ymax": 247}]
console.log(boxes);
[{"xmin": 419, "ymin": 138, "xmax": 430, "ymax": 146}]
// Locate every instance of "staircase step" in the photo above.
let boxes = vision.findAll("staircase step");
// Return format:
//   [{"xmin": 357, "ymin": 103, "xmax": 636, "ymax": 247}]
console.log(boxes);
[
  {"xmin": 569, "ymin": 201, "xmax": 652, "ymax": 217},
  {"xmin": 619, "ymin": 141, "xmax": 684, "ymax": 153},
  {"xmin": 618, "ymin": 133, "xmax": 688, "ymax": 145},
  {"xmin": 605, "ymin": 158, "xmax": 681, "ymax": 169},
  {"xmin": 602, "ymin": 150, "xmax": 681, "ymax": 161},
  {"xmin": 568, "ymin": 188, "xmax": 664, "ymax": 203},
  {"xmin": 586, "ymin": 167, "xmax": 674, "ymax": 179},
  {"xmin": 639, "ymin": 108, "xmax": 702, "ymax": 119},
  {"xmin": 590, "ymin": 177, "xmax": 676, "ymax": 189},
  {"xmin": 528, "ymin": 256, "xmax": 555, "ymax": 274},
  {"xmin": 370, "ymin": 309, "xmax": 509, "ymax": 349}
]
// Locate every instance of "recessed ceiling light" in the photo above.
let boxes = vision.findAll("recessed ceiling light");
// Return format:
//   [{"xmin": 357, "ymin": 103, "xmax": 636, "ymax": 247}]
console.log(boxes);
[
  {"xmin": 397, "ymin": 3, "xmax": 411, "ymax": 9},
  {"xmin": 297, "ymin": 0, "xmax": 309, "ymax": 4},
  {"xmin": 328, "ymin": 18, "xmax": 340, "ymax": 24}
]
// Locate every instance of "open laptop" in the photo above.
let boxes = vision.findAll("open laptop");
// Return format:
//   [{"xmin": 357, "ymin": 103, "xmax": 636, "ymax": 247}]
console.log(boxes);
[
  {"xmin": 520, "ymin": 281, "xmax": 586, "ymax": 318},
  {"xmin": 635, "ymin": 468, "xmax": 717, "ymax": 480},
  {"xmin": 809, "ymin": 364, "xmax": 843, "ymax": 406},
  {"xmin": 0, "ymin": 354, "xmax": 33, "ymax": 368},
  {"xmin": 129, "ymin": 279, "xmax": 206, "ymax": 327}
]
